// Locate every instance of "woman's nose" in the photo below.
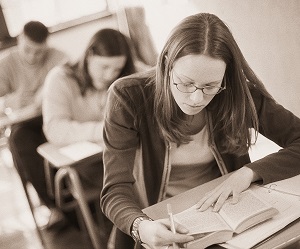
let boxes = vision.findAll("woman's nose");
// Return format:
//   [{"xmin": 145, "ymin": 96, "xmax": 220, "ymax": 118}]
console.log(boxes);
[{"xmin": 189, "ymin": 89, "xmax": 204, "ymax": 102}]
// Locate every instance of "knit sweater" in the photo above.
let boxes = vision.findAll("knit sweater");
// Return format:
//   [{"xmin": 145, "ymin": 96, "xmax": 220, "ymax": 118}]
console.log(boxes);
[{"xmin": 42, "ymin": 66, "xmax": 106, "ymax": 145}]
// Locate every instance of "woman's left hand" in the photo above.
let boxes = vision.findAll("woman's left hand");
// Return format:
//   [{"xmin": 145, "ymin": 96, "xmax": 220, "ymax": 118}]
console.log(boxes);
[{"xmin": 195, "ymin": 167, "xmax": 259, "ymax": 212}]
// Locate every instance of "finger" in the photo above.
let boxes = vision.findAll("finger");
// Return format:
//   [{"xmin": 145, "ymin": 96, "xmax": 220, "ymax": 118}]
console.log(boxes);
[
  {"xmin": 174, "ymin": 222, "xmax": 190, "ymax": 234},
  {"xmin": 178, "ymin": 242, "xmax": 188, "ymax": 248},
  {"xmin": 197, "ymin": 193, "xmax": 219, "ymax": 211},
  {"xmin": 195, "ymin": 191, "xmax": 213, "ymax": 209},
  {"xmin": 164, "ymin": 231, "xmax": 194, "ymax": 244},
  {"xmin": 230, "ymin": 190, "xmax": 239, "ymax": 205},
  {"xmin": 157, "ymin": 222, "xmax": 194, "ymax": 243},
  {"xmin": 213, "ymin": 189, "xmax": 231, "ymax": 212},
  {"xmin": 160, "ymin": 219, "xmax": 190, "ymax": 234}
]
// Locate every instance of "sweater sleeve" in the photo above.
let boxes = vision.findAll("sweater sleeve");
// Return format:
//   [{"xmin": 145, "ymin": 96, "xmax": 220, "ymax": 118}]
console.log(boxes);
[
  {"xmin": 246, "ymin": 91, "xmax": 300, "ymax": 183},
  {"xmin": 33, "ymin": 49, "xmax": 69, "ymax": 108},
  {"xmin": 100, "ymin": 81, "xmax": 149, "ymax": 236},
  {"xmin": 42, "ymin": 67, "xmax": 103, "ymax": 145}
]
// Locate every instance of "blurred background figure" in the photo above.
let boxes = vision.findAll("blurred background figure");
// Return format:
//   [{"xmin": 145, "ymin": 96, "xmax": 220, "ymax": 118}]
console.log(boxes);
[
  {"xmin": 42, "ymin": 28, "xmax": 139, "ymax": 246},
  {"xmin": 0, "ymin": 20, "xmax": 68, "ymax": 229},
  {"xmin": 0, "ymin": 20, "xmax": 68, "ymax": 114}
]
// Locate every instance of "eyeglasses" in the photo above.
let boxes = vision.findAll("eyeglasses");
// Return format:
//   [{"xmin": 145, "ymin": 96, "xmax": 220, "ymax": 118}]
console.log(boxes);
[{"xmin": 171, "ymin": 70, "xmax": 226, "ymax": 95}]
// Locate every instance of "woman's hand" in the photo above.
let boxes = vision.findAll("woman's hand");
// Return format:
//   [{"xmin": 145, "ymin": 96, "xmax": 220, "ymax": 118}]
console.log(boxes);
[
  {"xmin": 139, "ymin": 218, "xmax": 194, "ymax": 249},
  {"xmin": 195, "ymin": 167, "xmax": 260, "ymax": 212}
]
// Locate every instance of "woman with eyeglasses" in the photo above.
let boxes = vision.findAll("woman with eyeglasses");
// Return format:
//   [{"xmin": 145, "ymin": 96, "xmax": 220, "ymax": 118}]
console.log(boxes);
[{"xmin": 100, "ymin": 13, "xmax": 300, "ymax": 249}]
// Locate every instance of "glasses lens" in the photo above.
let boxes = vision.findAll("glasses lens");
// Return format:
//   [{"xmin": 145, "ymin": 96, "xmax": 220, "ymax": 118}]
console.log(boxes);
[
  {"xmin": 176, "ymin": 84, "xmax": 196, "ymax": 93},
  {"xmin": 203, "ymin": 87, "xmax": 222, "ymax": 95}
]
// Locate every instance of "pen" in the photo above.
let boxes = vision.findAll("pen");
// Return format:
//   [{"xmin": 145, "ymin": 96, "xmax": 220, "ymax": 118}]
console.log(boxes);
[{"xmin": 167, "ymin": 203, "xmax": 179, "ymax": 249}]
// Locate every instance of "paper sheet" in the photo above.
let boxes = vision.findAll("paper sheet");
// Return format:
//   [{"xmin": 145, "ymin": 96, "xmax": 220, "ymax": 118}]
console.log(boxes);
[{"xmin": 222, "ymin": 185, "xmax": 300, "ymax": 249}]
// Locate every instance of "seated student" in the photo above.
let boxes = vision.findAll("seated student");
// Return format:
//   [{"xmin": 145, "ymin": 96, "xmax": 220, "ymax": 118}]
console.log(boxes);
[
  {"xmin": 0, "ymin": 21, "xmax": 68, "ymax": 228},
  {"xmin": 100, "ymin": 13, "xmax": 300, "ymax": 249},
  {"xmin": 42, "ymin": 28, "xmax": 138, "ymax": 244}
]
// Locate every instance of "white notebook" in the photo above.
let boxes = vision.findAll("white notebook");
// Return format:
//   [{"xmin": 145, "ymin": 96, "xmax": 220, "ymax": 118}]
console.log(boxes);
[{"xmin": 221, "ymin": 174, "xmax": 300, "ymax": 249}]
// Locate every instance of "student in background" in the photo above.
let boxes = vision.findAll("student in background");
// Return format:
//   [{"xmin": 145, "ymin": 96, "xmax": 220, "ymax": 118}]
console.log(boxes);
[
  {"xmin": 0, "ymin": 21, "xmax": 68, "ymax": 228},
  {"xmin": 42, "ymin": 28, "xmax": 138, "ymax": 244},
  {"xmin": 43, "ymin": 28, "xmax": 136, "ymax": 145},
  {"xmin": 0, "ymin": 21, "xmax": 67, "ymax": 113},
  {"xmin": 100, "ymin": 13, "xmax": 300, "ymax": 249}
]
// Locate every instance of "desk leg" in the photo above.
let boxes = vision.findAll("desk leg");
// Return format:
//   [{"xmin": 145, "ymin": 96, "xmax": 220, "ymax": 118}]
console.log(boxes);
[
  {"xmin": 66, "ymin": 167, "xmax": 102, "ymax": 249},
  {"xmin": 44, "ymin": 159, "xmax": 54, "ymax": 198}
]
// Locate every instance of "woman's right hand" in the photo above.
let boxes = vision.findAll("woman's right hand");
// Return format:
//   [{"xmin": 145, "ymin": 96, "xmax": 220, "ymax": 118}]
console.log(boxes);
[{"xmin": 139, "ymin": 218, "xmax": 194, "ymax": 249}]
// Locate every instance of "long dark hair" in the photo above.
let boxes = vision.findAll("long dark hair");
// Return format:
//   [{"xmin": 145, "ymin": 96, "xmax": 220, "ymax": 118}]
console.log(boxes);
[
  {"xmin": 64, "ymin": 28, "xmax": 136, "ymax": 95},
  {"xmin": 151, "ymin": 13, "xmax": 273, "ymax": 155}
]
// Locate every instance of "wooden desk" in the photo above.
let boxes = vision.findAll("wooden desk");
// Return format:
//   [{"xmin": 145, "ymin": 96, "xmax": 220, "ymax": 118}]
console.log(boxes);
[
  {"xmin": 143, "ymin": 175, "xmax": 300, "ymax": 249},
  {"xmin": 37, "ymin": 142, "xmax": 103, "ymax": 196},
  {"xmin": 37, "ymin": 142, "xmax": 103, "ymax": 167}
]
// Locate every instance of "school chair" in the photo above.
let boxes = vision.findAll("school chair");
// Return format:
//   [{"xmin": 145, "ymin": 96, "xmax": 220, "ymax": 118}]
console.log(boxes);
[{"xmin": 37, "ymin": 142, "xmax": 108, "ymax": 249}]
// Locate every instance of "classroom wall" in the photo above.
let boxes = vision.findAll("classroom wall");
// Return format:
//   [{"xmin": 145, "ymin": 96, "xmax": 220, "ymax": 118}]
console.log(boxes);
[
  {"xmin": 47, "ymin": 15, "xmax": 118, "ymax": 62},
  {"xmin": 0, "ymin": 15, "xmax": 118, "ymax": 61},
  {"xmin": 141, "ymin": 0, "xmax": 300, "ymax": 117},
  {"xmin": 1, "ymin": 2, "xmax": 299, "ymax": 117}
]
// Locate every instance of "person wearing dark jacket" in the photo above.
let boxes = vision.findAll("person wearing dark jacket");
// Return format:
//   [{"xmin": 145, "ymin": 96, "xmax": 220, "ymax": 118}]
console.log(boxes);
[{"xmin": 100, "ymin": 13, "xmax": 300, "ymax": 249}]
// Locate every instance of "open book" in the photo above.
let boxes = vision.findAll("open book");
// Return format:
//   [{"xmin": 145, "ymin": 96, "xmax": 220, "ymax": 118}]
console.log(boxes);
[
  {"xmin": 173, "ymin": 189, "xmax": 279, "ymax": 249},
  {"xmin": 221, "ymin": 175, "xmax": 300, "ymax": 249}
]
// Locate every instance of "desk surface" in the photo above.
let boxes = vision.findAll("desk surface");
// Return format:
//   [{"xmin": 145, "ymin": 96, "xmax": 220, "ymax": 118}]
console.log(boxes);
[
  {"xmin": 37, "ymin": 142, "xmax": 103, "ymax": 168},
  {"xmin": 143, "ymin": 175, "xmax": 300, "ymax": 249}
]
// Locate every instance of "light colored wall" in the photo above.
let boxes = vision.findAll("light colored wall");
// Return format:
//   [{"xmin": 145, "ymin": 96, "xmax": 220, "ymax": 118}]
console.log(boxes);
[
  {"xmin": 142, "ymin": 0, "xmax": 300, "ymax": 117},
  {"xmin": 0, "ymin": 15, "xmax": 118, "ymax": 61},
  {"xmin": 2, "ymin": 2, "xmax": 299, "ymax": 117},
  {"xmin": 48, "ymin": 15, "xmax": 118, "ymax": 62}
]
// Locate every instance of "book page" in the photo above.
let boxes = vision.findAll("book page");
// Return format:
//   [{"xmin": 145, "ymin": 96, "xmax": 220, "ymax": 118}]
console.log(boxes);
[
  {"xmin": 219, "ymin": 190, "xmax": 275, "ymax": 233},
  {"xmin": 222, "ymin": 185, "xmax": 300, "ymax": 249},
  {"xmin": 263, "ymin": 174, "xmax": 300, "ymax": 197},
  {"xmin": 59, "ymin": 141, "xmax": 102, "ymax": 161},
  {"xmin": 173, "ymin": 205, "xmax": 230, "ymax": 234}
]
